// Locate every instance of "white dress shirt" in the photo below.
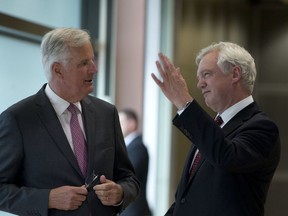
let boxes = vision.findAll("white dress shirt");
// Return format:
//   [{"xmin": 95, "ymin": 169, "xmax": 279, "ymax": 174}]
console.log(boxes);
[
  {"xmin": 184, "ymin": 96, "xmax": 254, "ymax": 167},
  {"xmin": 44, "ymin": 84, "xmax": 86, "ymax": 152},
  {"xmin": 124, "ymin": 131, "xmax": 138, "ymax": 147},
  {"xmin": 217, "ymin": 95, "xmax": 254, "ymax": 127}
]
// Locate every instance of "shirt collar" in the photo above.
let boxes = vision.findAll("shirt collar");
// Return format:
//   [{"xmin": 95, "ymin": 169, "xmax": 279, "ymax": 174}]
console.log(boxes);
[
  {"xmin": 218, "ymin": 95, "xmax": 254, "ymax": 127},
  {"xmin": 45, "ymin": 84, "xmax": 82, "ymax": 116},
  {"xmin": 124, "ymin": 131, "xmax": 138, "ymax": 146}
]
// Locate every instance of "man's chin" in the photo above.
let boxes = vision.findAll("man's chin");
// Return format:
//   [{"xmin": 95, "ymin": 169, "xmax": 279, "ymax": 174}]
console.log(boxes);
[
  {"xmin": 84, "ymin": 83, "xmax": 94, "ymax": 92},
  {"xmin": 205, "ymin": 99, "xmax": 214, "ymax": 110},
  {"xmin": 87, "ymin": 87, "xmax": 94, "ymax": 94}
]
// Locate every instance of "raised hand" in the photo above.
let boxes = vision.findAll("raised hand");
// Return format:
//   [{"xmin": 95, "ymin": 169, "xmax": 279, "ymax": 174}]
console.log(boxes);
[{"xmin": 151, "ymin": 53, "xmax": 193, "ymax": 109}]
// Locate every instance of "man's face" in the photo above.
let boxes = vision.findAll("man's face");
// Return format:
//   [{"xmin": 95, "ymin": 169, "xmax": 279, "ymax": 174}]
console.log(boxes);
[
  {"xmin": 119, "ymin": 113, "xmax": 130, "ymax": 137},
  {"xmin": 196, "ymin": 51, "xmax": 234, "ymax": 113},
  {"xmin": 56, "ymin": 43, "xmax": 97, "ymax": 102}
]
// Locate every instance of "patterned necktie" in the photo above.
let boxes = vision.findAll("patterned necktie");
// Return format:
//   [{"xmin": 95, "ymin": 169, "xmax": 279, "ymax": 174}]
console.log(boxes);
[
  {"xmin": 67, "ymin": 104, "xmax": 88, "ymax": 176},
  {"xmin": 189, "ymin": 151, "xmax": 201, "ymax": 178},
  {"xmin": 215, "ymin": 115, "xmax": 223, "ymax": 126},
  {"xmin": 188, "ymin": 115, "xmax": 224, "ymax": 180}
]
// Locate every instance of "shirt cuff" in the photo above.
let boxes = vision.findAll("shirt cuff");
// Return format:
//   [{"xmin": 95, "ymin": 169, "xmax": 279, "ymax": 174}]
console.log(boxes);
[
  {"xmin": 113, "ymin": 199, "xmax": 123, "ymax": 206},
  {"xmin": 177, "ymin": 100, "xmax": 193, "ymax": 115}
]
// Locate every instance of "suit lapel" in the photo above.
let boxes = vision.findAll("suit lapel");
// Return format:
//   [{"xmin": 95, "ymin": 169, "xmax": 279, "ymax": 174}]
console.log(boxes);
[
  {"xmin": 185, "ymin": 146, "xmax": 205, "ymax": 187},
  {"xmin": 81, "ymin": 97, "xmax": 98, "ymax": 178},
  {"xmin": 34, "ymin": 86, "xmax": 83, "ymax": 177},
  {"xmin": 182, "ymin": 102, "xmax": 260, "ymax": 194},
  {"xmin": 182, "ymin": 145, "xmax": 198, "ymax": 186},
  {"xmin": 222, "ymin": 102, "xmax": 260, "ymax": 136}
]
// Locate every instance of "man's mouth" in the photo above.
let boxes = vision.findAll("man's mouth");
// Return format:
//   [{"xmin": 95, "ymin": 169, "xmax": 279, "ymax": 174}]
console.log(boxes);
[
  {"xmin": 202, "ymin": 90, "xmax": 210, "ymax": 97},
  {"xmin": 84, "ymin": 79, "xmax": 93, "ymax": 83}
]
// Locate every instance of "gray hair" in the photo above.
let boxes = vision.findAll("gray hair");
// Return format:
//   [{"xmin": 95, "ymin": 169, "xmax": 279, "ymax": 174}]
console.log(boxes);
[
  {"xmin": 195, "ymin": 42, "xmax": 256, "ymax": 94},
  {"xmin": 40, "ymin": 28, "xmax": 92, "ymax": 81}
]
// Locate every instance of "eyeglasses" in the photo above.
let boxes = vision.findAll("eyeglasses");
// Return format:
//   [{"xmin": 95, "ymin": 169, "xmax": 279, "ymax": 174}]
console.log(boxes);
[{"xmin": 85, "ymin": 171, "xmax": 99, "ymax": 190}]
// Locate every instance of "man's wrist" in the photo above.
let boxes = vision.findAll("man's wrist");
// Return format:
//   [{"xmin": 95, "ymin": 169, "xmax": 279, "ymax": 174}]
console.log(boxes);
[
  {"xmin": 113, "ymin": 199, "xmax": 123, "ymax": 206},
  {"xmin": 178, "ymin": 100, "xmax": 193, "ymax": 112}
]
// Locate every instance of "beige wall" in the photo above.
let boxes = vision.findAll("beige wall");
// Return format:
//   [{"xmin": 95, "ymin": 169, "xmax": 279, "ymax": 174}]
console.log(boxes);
[
  {"xmin": 169, "ymin": 0, "xmax": 252, "ymax": 200},
  {"xmin": 251, "ymin": 4, "xmax": 288, "ymax": 215},
  {"xmin": 114, "ymin": 0, "xmax": 146, "ymax": 130},
  {"xmin": 113, "ymin": 0, "xmax": 288, "ymax": 214},
  {"xmin": 172, "ymin": 0, "xmax": 288, "ymax": 215}
]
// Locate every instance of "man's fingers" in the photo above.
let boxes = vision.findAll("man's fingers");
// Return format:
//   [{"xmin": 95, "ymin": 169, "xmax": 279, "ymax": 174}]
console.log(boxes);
[
  {"xmin": 156, "ymin": 60, "xmax": 166, "ymax": 78},
  {"xmin": 151, "ymin": 73, "xmax": 162, "ymax": 85},
  {"xmin": 159, "ymin": 54, "xmax": 171, "ymax": 71},
  {"xmin": 159, "ymin": 53, "xmax": 176, "ymax": 72}
]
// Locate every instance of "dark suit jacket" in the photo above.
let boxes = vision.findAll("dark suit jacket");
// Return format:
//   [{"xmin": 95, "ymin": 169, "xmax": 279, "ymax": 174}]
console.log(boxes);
[
  {"xmin": 120, "ymin": 135, "xmax": 151, "ymax": 216},
  {"xmin": 0, "ymin": 84, "xmax": 139, "ymax": 216},
  {"xmin": 165, "ymin": 100, "xmax": 280, "ymax": 216}
]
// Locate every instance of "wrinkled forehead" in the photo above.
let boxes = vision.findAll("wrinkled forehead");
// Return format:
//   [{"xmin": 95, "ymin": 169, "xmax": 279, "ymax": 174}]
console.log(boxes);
[
  {"xmin": 64, "ymin": 43, "xmax": 94, "ymax": 60},
  {"xmin": 196, "ymin": 51, "xmax": 219, "ymax": 76}
]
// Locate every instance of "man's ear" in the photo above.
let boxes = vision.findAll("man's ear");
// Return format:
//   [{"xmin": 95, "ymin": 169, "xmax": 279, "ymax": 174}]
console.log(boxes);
[
  {"xmin": 51, "ymin": 62, "xmax": 63, "ymax": 78},
  {"xmin": 232, "ymin": 65, "xmax": 242, "ymax": 83}
]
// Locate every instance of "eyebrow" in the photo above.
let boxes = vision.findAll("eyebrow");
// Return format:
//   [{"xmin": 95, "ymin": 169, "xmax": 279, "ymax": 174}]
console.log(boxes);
[
  {"xmin": 197, "ymin": 69, "xmax": 211, "ymax": 76},
  {"xmin": 77, "ymin": 57, "xmax": 93, "ymax": 66}
]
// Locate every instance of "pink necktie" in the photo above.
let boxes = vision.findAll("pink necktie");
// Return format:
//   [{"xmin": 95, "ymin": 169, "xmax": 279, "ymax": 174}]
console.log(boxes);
[
  {"xmin": 188, "ymin": 115, "xmax": 223, "ymax": 180},
  {"xmin": 67, "ymin": 104, "xmax": 88, "ymax": 176}
]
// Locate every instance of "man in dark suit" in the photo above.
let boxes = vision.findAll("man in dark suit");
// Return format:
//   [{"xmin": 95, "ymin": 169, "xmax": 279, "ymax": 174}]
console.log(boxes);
[
  {"xmin": 151, "ymin": 42, "xmax": 280, "ymax": 216},
  {"xmin": 0, "ymin": 28, "xmax": 139, "ymax": 216},
  {"xmin": 119, "ymin": 109, "xmax": 152, "ymax": 216}
]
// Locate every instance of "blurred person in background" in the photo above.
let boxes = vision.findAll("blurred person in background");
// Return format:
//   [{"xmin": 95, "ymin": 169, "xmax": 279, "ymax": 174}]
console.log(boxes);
[
  {"xmin": 119, "ymin": 109, "xmax": 152, "ymax": 216},
  {"xmin": 151, "ymin": 42, "xmax": 280, "ymax": 216},
  {"xmin": 0, "ymin": 27, "xmax": 139, "ymax": 216}
]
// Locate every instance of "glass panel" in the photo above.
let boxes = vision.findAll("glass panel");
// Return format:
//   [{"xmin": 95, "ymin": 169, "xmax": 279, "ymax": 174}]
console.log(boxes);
[
  {"xmin": 0, "ymin": 0, "xmax": 81, "ymax": 28},
  {"xmin": 0, "ymin": 0, "xmax": 82, "ymax": 112},
  {"xmin": 0, "ymin": 35, "xmax": 46, "ymax": 112}
]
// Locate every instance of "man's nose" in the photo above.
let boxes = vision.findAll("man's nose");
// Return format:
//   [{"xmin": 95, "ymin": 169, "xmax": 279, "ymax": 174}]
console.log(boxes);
[
  {"xmin": 89, "ymin": 60, "xmax": 97, "ymax": 73},
  {"xmin": 197, "ymin": 77, "xmax": 204, "ymax": 89}
]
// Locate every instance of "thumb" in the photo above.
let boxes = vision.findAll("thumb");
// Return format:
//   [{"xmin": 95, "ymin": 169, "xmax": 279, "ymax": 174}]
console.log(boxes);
[{"xmin": 100, "ymin": 175, "xmax": 107, "ymax": 183}]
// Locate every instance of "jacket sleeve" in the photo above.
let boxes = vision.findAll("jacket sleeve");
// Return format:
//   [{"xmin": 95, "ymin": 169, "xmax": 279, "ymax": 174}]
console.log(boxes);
[
  {"xmin": 172, "ymin": 100, "xmax": 280, "ymax": 173},
  {"xmin": 0, "ymin": 110, "xmax": 50, "ymax": 216}
]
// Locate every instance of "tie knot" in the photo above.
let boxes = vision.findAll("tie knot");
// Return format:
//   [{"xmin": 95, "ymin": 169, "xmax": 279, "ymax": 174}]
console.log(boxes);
[
  {"xmin": 214, "ymin": 115, "xmax": 223, "ymax": 126},
  {"xmin": 67, "ymin": 104, "xmax": 78, "ymax": 115}
]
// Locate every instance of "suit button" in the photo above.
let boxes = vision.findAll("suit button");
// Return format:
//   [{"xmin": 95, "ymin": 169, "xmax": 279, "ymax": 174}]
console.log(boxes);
[{"xmin": 181, "ymin": 198, "xmax": 186, "ymax": 203}]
